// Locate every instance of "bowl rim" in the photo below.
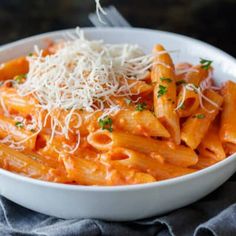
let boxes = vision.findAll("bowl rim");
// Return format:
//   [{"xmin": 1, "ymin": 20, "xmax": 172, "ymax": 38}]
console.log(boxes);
[{"xmin": 0, "ymin": 27, "xmax": 236, "ymax": 192}]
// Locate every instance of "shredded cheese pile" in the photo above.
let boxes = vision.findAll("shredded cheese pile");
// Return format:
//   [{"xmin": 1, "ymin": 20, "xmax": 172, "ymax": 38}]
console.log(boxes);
[
  {"xmin": 18, "ymin": 29, "xmax": 154, "ymax": 113},
  {"xmin": 12, "ymin": 28, "xmax": 161, "ymax": 152}
]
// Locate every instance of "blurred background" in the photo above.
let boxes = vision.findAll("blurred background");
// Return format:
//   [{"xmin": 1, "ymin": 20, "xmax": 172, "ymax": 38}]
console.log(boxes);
[{"xmin": 0, "ymin": 0, "xmax": 235, "ymax": 57}]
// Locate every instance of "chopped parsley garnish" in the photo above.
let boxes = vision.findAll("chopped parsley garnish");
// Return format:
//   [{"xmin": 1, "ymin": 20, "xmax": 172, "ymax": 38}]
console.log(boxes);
[
  {"xmin": 176, "ymin": 80, "xmax": 186, "ymax": 86},
  {"xmin": 125, "ymin": 98, "xmax": 132, "ymax": 105},
  {"xmin": 193, "ymin": 114, "xmax": 205, "ymax": 119},
  {"xmin": 160, "ymin": 77, "xmax": 172, "ymax": 83},
  {"xmin": 157, "ymin": 85, "xmax": 167, "ymax": 97},
  {"xmin": 200, "ymin": 58, "xmax": 213, "ymax": 70},
  {"xmin": 28, "ymin": 53, "xmax": 33, "ymax": 56},
  {"xmin": 15, "ymin": 121, "xmax": 24, "ymax": 128},
  {"xmin": 15, "ymin": 74, "xmax": 26, "ymax": 84},
  {"xmin": 98, "ymin": 116, "xmax": 113, "ymax": 132},
  {"xmin": 135, "ymin": 102, "xmax": 147, "ymax": 111}
]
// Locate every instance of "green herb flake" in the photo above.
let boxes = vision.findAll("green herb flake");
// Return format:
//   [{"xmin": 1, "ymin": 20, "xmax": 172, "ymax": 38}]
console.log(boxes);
[
  {"xmin": 176, "ymin": 80, "xmax": 186, "ymax": 86},
  {"xmin": 125, "ymin": 98, "xmax": 132, "ymax": 105},
  {"xmin": 180, "ymin": 104, "xmax": 185, "ymax": 110},
  {"xmin": 98, "ymin": 116, "xmax": 113, "ymax": 132},
  {"xmin": 157, "ymin": 85, "xmax": 167, "ymax": 98},
  {"xmin": 135, "ymin": 102, "xmax": 147, "ymax": 111},
  {"xmin": 193, "ymin": 114, "xmax": 205, "ymax": 119},
  {"xmin": 28, "ymin": 53, "xmax": 33, "ymax": 57},
  {"xmin": 200, "ymin": 58, "xmax": 213, "ymax": 70},
  {"xmin": 15, "ymin": 121, "xmax": 24, "ymax": 128},
  {"xmin": 160, "ymin": 77, "xmax": 172, "ymax": 83},
  {"xmin": 15, "ymin": 74, "xmax": 26, "ymax": 84}
]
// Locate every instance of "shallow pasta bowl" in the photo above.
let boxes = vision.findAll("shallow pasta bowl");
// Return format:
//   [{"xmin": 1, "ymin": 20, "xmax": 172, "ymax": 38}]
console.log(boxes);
[{"xmin": 0, "ymin": 27, "xmax": 236, "ymax": 220}]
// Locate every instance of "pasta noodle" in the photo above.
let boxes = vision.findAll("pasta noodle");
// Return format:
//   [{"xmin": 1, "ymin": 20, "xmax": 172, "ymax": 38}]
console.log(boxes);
[
  {"xmin": 220, "ymin": 81, "xmax": 236, "ymax": 145},
  {"xmin": 87, "ymin": 130, "xmax": 198, "ymax": 167},
  {"xmin": 181, "ymin": 89, "xmax": 223, "ymax": 149},
  {"xmin": 0, "ymin": 31, "xmax": 234, "ymax": 186},
  {"xmin": 151, "ymin": 44, "xmax": 180, "ymax": 144}
]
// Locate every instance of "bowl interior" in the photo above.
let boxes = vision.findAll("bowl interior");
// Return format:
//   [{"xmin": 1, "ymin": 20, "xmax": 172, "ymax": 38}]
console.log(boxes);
[{"xmin": 0, "ymin": 27, "xmax": 236, "ymax": 191}]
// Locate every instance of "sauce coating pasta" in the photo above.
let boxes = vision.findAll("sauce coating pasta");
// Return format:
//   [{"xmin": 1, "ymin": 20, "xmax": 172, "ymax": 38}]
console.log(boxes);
[{"xmin": 0, "ymin": 31, "xmax": 234, "ymax": 186}]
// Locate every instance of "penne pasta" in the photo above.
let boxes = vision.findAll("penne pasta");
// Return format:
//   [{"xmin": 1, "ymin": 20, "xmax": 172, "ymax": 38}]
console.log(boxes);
[
  {"xmin": 0, "ymin": 35, "xmax": 233, "ymax": 186},
  {"xmin": 101, "ymin": 147, "xmax": 195, "ymax": 180},
  {"xmin": 192, "ymin": 155, "xmax": 218, "ymax": 170},
  {"xmin": 223, "ymin": 142, "xmax": 236, "ymax": 156},
  {"xmin": 0, "ymin": 114, "xmax": 37, "ymax": 150},
  {"xmin": 0, "ymin": 87, "xmax": 39, "ymax": 117},
  {"xmin": 87, "ymin": 130, "xmax": 198, "ymax": 167},
  {"xmin": 62, "ymin": 154, "xmax": 155, "ymax": 185},
  {"xmin": 151, "ymin": 44, "xmax": 180, "ymax": 144},
  {"xmin": 0, "ymin": 143, "xmax": 66, "ymax": 182},
  {"xmin": 0, "ymin": 57, "xmax": 29, "ymax": 81},
  {"xmin": 220, "ymin": 80, "xmax": 236, "ymax": 145},
  {"xmin": 113, "ymin": 109, "xmax": 170, "ymax": 137},
  {"xmin": 198, "ymin": 122, "xmax": 225, "ymax": 161},
  {"xmin": 181, "ymin": 89, "xmax": 223, "ymax": 149},
  {"xmin": 176, "ymin": 65, "xmax": 209, "ymax": 117}
]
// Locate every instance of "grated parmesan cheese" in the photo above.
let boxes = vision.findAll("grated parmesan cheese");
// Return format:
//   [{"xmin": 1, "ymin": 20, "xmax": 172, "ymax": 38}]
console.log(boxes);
[
  {"xmin": 95, "ymin": 0, "xmax": 107, "ymax": 24},
  {"xmin": 18, "ymin": 28, "xmax": 154, "ymax": 113},
  {"xmin": 13, "ymin": 28, "xmax": 163, "ymax": 152}
]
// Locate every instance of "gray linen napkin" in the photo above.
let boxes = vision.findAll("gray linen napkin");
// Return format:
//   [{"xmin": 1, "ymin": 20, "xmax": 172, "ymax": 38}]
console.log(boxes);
[{"xmin": 1, "ymin": 180, "xmax": 236, "ymax": 236}]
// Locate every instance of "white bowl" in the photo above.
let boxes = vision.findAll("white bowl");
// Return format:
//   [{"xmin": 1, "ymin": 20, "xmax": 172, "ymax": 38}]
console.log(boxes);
[{"xmin": 0, "ymin": 28, "xmax": 236, "ymax": 221}]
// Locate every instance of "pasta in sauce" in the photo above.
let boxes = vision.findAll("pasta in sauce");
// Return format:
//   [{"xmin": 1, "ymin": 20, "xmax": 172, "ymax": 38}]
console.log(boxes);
[{"xmin": 0, "ymin": 31, "xmax": 234, "ymax": 186}]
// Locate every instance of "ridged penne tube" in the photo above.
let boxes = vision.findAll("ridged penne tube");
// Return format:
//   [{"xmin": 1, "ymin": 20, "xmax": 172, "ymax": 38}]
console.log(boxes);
[
  {"xmin": 181, "ymin": 89, "xmax": 223, "ymax": 149},
  {"xmin": 185, "ymin": 65, "xmax": 209, "ymax": 86},
  {"xmin": 113, "ymin": 109, "xmax": 170, "ymax": 137},
  {"xmin": 223, "ymin": 142, "xmax": 236, "ymax": 156},
  {"xmin": 25, "ymin": 151, "xmax": 65, "ymax": 170},
  {"xmin": 0, "ymin": 57, "xmax": 29, "ymax": 81},
  {"xmin": 101, "ymin": 148, "xmax": 195, "ymax": 180},
  {"xmin": 198, "ymin": 123, "xmax": 225, "ymax": 161},
  {"xmin": 0, "ymin": 114, "xmax": 37, "ymax": 150},
  {"xmin": 220, "ymin": 81, "xmax": 236, "ymax": 144},
  {"xmin": 62, "ymin": 155, "xmax": 125, "ymax": 186},
  {"xmin": 101, "ymin": 159, "xmax": 156, "ymax": 185},
  {"xmin": 87, "ymin": 130, "xmax": 198, "ymax": 167},
  {"xmin": 0, "ymin": 143, "xmax": 66, "ymax": 182},
  {"xmin": 176, "ymin": 65, "xmax": 209, "ymax": 117},
  {"xmin": 151, "ymin": 44, "xmax": 180, "ymax": 144},
  {"xmin": 176, "ymin": 90, "xmax": 200, "ymax": 118},
  {"xmin": 192, "ymin": 155, "xmax": 218, "ymax": 170},
  {"xmin": 0, "ymin": 87, "xmax": 39, "ymax": 116},
  {"xmin": 130, "ymin": 172, "xmax": 156, "ymax": 184}
]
